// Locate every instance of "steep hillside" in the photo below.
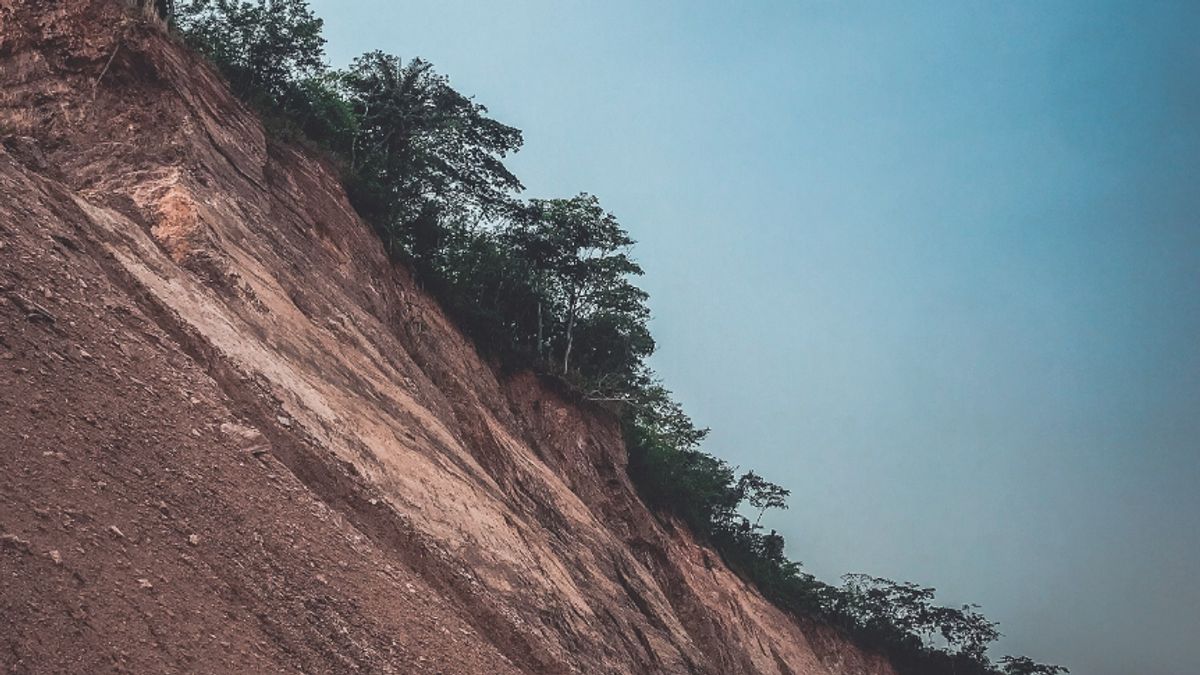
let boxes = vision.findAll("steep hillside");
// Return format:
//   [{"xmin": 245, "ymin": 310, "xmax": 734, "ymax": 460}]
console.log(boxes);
[{"xmin": 0, "ymin": 2, "xmax": 896, "ymax": 673}]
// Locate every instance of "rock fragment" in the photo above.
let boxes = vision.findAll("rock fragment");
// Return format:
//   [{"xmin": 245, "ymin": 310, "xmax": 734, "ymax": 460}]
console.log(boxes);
[{"xmin": 0, "ymin": 534, "xmax": 32, "ymax": 553}]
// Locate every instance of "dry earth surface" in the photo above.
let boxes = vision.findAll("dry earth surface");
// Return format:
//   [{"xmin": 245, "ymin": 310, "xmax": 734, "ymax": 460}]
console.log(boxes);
[{"xmin": 0, "ymin": 1, "xmax": 898, "ymax": 673}]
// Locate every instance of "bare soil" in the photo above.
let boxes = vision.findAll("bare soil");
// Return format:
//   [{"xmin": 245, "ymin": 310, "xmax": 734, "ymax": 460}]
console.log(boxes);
[{"xmin": 0, "ymin": 2, "xmax": 898, "ymax": 673}]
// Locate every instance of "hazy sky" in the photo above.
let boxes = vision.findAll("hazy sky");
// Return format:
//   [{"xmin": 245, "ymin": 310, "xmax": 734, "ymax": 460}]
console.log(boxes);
[{"xmin": 312, "ymin": 2, "xmax": 1200, "ymax": 673}]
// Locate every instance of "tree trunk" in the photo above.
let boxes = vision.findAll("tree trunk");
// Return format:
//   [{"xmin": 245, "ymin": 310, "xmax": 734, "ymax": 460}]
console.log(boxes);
[
  {"xmin": 126, "ymin": 0, "xmax": 171, "ymax": 21},
  {"xmin": 536, "ymin": 300, "xmax": 543, "ymax": 358},
  {"xmin": 562, "ymin": 308, "xmax": 575, "ymax": 374}
]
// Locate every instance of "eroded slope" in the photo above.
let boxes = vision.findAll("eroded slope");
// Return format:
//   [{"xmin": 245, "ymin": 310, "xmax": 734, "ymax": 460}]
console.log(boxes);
[{"xmin": 0, "ymin": 2, "xmax": 895, "ymax": 673}]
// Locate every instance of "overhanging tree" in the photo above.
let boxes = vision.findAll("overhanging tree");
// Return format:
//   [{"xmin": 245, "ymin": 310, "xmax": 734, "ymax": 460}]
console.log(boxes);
[
  {"xmin": 340, "ymin": 51, "xmax": 523, "ymax": 263},
  {"xmin": 175, "ymin": 0, "xmax": 326, "ymax": 102},
  {"xmin": 510, "ymin": 194, "xmax": 647, "ymax": 376}
]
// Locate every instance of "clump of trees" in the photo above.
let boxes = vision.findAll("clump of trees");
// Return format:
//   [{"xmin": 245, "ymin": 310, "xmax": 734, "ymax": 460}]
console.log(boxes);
[
  {"xmin": 339, "ymin": 50, "xmax": 524, "ymax": 260},
  {"xmin": 622, "ymin": 376, "xmax": 1061, "ymax": 675},
  {"xmin": 170, "ymin": 3, "xmax": 1067, "ymax": 675}
]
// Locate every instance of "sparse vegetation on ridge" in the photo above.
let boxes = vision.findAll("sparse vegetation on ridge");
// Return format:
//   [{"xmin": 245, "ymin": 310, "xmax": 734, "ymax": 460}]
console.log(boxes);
[{"xmin": 170, "ymin": 2, "xmax": 1066, "ymax": 674}]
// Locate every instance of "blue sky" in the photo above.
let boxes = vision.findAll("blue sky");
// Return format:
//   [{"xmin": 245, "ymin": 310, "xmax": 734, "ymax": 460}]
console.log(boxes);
[{"xmin": 312, "ymin": 2, "xmax": 1200, "ymax": 672}]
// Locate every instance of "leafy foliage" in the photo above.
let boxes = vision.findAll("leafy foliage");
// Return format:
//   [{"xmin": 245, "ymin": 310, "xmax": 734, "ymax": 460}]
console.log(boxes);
[
  {"xmin": 167, "ymin": 3, "xmax": 1067, "ymax": 675},
  {"xmin": 999, "ymin": 656, "xmax": 1071, "ymax": 675},
  {"xmin": 175, "ymin": 0, "xmax": 326, "ymax": 101},
  {"xmin": 340, "ymin": 51, "xmax": 523, "ymax": 262},
  {"xmin": 509, "ymin": 195, "xmax": 652, "ymax": 378}
]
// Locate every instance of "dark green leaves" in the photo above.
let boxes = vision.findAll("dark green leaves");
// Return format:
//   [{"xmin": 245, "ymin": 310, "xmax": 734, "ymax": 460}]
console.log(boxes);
[
  {"xmin": 999, "ymin": 656, "xmax": 1070, "ymax": 675},
  {"xmin": 175, "ymin": 0, "xmax": 326, "ymax": 101},
  {"xmin": 341, "ymin": 52, "xmax": 523, "ymax": 237},
  {"xmin": 509, "ymin": 194, "xmax": 649, "ymax": 376}
]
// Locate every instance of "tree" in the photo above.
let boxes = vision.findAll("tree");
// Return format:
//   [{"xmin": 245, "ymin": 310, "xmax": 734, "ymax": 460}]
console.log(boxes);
[
  {"xmin": 175, "ymin": 0, "xmax": 327, "ymax": 102},
  {"xmin": 426, "ymin": 216, "xmax": 548, "ymax": 358},
  {"xmin": 279, "ymin": 72, "xmax": 358, "ymax": 153},
  {"xmin": 839, "ymin": 575, "xmax": 938, "ymax": 643},
  {"xmin": 930, "ymin": 604, "xmax": 1001, "ymax": 661},
  {"xmin": 511, "ymin": 194, "xmax": 646, "ymax": 375},
  {"xmin": 340, "ymin": 52, "xmax": 523, "ymax": 259},
  {"xmin": 999, "ymin": 656, "xmax": 1069, "ymax": 675},
  {"xmin": 630, "ymin": 375, "xmax": 710, "ymax": 451},
  {"xmin": 735, "ymin": 470, "xmax": 790, "ymax": 524},
  {"xmin": 566, "ymin": 282, "xmax": 653, "ymax": 390}
]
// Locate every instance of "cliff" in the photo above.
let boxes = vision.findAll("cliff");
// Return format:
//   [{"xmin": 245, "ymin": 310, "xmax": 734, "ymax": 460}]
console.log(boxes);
[{"xmin": 0, "ymin": 2, "xmax": 896, "ymax": 673}]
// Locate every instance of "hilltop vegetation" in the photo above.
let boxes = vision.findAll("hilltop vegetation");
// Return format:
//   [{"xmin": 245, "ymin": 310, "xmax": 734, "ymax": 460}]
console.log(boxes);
[{"xmin": 170, "ymin": 2, "xmax": 1065, "ymax": 674}]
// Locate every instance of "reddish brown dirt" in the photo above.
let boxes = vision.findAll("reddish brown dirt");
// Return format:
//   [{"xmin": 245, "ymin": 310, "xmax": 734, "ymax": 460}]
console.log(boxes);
[{"xmin": 0, "ymin": 1, "xmax": 898, "ymax": 673}]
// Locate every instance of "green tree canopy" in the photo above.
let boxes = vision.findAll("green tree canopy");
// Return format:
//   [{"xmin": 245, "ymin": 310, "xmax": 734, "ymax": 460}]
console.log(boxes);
[
  {"xmin": 175, "ymin": 0, "xmax": 326, "ymax": 101},
  {"xmin": 341, "ymin": 51, "xmax": 523, "ymax": 259},
  {"xmin": 736, "ymin": 470, "xmax": 791, "ymax": 524},
  {"xmin": 510, "ymin": 194, "xmax": 649, "ymax": 376}
]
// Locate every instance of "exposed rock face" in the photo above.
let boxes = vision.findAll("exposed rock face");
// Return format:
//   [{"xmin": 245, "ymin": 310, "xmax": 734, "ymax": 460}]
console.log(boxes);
[{"xmin": 0, "ymin": 2, "xmax": 897, "ymax": 673}]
